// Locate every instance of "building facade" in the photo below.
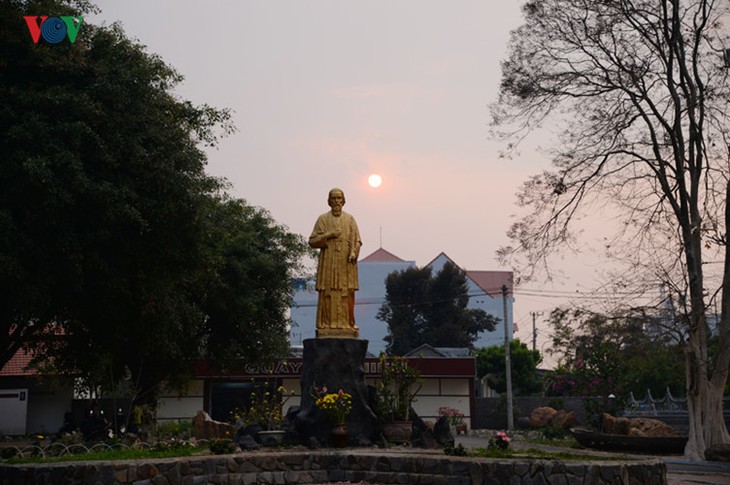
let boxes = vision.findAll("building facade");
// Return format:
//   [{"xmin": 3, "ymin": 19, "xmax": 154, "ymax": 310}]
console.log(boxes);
[
  {"xmin": 291, "ymin": 248, "xmax": 514, "ymax": 354},
  {"xmin": 159, "ymin": 354, "xmax": 476, "ymax": 431}
]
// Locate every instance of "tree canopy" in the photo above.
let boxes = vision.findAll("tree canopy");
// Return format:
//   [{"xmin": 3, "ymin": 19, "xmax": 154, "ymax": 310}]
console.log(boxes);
[
  {"xmin": 544, "ymin": 308, "xmax": 685, "ymax": 400},
  {"xmin": 492, "ymin": 0, "xmax": 730, "ymax": 458},
  {"xmin": 475, "ymin": 339, "xmax": 542, "ymax": 395},
  {"xmin": 0, "ymin": 0, "xmax": 308, "ymax": 402},
  {"xmin": 377, "ymin": 262, "xmax": 498, "ymax": 355}
]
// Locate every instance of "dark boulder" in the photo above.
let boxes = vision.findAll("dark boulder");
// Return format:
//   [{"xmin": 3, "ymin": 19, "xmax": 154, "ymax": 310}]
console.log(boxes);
[
  {"xmin": 287, "ymin": 338, "xmax": 377, "ymax": 446},
  {"xmin": 433, "ymin": 416, "xmax": 455, "ymax": 447}
]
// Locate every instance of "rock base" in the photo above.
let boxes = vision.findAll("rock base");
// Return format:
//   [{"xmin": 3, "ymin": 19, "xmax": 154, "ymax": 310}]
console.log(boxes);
[
  {"xmin": 191, "ymin": 410, "xmax": 235, "ymax": 440},
  {"xmin": 317, "ymin": 326, "xmax": 359, "ymax": 338},
  {"xmin": 287, "ymin": 338, "xmax": 377, "ymax": 445},
  {"xmin": 602, "ymin": 413, "xmax": 681, "ymax": 437}
]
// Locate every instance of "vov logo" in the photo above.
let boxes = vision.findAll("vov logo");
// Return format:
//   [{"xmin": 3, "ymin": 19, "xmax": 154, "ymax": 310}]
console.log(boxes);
[{"xmin": 24, "ymin": 16, "xmax": 83, "ymax": 44}]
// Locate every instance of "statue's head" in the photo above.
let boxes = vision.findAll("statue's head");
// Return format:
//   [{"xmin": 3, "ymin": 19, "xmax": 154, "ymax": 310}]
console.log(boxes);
[{"xmin": 328, "ymin": 188, "xmax": 346, "ymax": 210}]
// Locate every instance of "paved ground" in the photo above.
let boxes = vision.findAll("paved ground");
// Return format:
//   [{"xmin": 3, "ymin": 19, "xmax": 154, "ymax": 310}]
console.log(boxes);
[{"xmin": 455, "ymin": 434, "xmax": 730, "ymax": 484}]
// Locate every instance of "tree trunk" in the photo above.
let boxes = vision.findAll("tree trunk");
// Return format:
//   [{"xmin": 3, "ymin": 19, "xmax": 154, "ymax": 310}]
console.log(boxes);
[
  {"xmin": 685, "ymin": 368, "xmax": 729, "ymax": 460},
  {"xmin": 683, "ymin": 181, "xmax": 730, "ymax": 460}
]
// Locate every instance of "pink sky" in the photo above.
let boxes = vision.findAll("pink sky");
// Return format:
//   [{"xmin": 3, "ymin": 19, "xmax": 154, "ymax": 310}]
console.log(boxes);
[{"xmin": 88, "ymin": 1, "xmax": 613, "ymax": 362}]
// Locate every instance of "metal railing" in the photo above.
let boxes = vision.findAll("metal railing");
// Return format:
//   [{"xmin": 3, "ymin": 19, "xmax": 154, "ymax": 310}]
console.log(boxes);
[{"xmin": 624, "ymin": 388, "xmax": 688, "ymax": 415}]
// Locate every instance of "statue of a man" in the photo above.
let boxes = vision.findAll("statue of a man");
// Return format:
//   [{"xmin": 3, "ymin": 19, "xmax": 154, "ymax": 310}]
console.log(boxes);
[{"xmin": 309, "ymin": 188, "xmax": 362, "ymax": 338}]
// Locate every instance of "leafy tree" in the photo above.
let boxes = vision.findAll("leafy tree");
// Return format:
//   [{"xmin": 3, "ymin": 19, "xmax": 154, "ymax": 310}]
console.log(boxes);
[
  {"xmin": 546, "ymin": 309, "xmax": 636, "ymax": 399},
  {"xmin": 378, "ymin": 262, "xmax": 498, "ymax": 355},
  {"xmin": 545, "ymin": 308, "xmax": 685, "ymax": 397},
  {"xmin": 476, "ymin": 339, "xmax": 542, "ymax": 395},
  {"xmin": 0, "ymin": 0, "xmax": 307, "ymax": 403},
  {"xmin": 197, "ymin": 197, "xmax": 308, "ymax": 365},
  {"xmin": 377, "ymin": 266, "xmax": 431, "ymax": 356},
  {"xmin": 493, "ymin": 0, "xmax": 730, "ymax": 458}
]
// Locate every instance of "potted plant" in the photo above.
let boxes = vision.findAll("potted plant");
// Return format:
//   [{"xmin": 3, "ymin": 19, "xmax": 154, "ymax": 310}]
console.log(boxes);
[
  {"xmin": 438, "ymin": 406, "xmax": 467, "ymax": 435},
  {"xmin": 234, "ymin": 380, "xmax": 293, "ymax": 446},
  {"xmin": 313, "ymin": 386, "xmax": 353, "ymax": 447},
  {"xmin": 375, "ymin": 354, "xmax": 422, "ymax": 443}
]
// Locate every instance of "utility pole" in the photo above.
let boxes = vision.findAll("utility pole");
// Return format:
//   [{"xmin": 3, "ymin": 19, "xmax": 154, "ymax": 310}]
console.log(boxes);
[
  {"xmin": 530, "ymin": 311, "xmax": 543, "ymax": 352},
  {"xmin": 502, "ymin": 284, "xmax": 514, "ymax": 430}
]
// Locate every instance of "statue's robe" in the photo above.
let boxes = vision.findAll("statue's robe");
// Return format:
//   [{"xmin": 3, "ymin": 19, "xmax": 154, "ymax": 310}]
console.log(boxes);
[{"xmin": 309, "ymin": 211, "xmax": 361, "ymax": 336}]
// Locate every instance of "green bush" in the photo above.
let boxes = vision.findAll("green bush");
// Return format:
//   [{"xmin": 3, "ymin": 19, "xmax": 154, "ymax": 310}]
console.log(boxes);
[
  {"xmin": 0, "ymin": 448, "xmax": 18, "ymax": 459},
  {"xmin": 156, "ymin": 421, "xmax": 192, "ymax": 440},
  {"xmin": 547, "ymin": 398, "xmax": 565, "ymax": 410},
  {"xmin": 208, "ymin": 439, "xmax": 236, "ymax": 455},
  {"xmin": 540, "ymin": 427, "xmax": 567, "ymax": 440},
  {"xmin": 443, "ymin": 443, "xmax": 467, "ymax": 456}
]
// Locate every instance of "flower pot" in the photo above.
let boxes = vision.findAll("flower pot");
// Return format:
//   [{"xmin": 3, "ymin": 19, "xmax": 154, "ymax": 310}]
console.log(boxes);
[
  {"xmin": 382, "ymin": 421, "xmax": 412, "ymax": 443},
  {"xmin": 330, "ymin": 423, "xmax": 348, "ymax": 448},
  {"xmin": 258, "ymin": 430, "xmax": 285, "ymax": 446}
]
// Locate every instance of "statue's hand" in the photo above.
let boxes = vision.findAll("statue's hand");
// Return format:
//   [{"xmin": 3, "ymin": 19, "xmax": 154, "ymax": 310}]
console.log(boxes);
[
  {"xmin": 348, "ymin": 253, "xmax": 357, "ymax": 263},
  {"xmin": 328, "ymin": 230, "xmax": 341, "ymax": 239}
]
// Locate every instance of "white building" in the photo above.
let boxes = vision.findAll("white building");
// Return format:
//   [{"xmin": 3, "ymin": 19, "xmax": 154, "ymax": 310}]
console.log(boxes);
[
  {"xmin": 161, "ymin": 353, "xmax": 477, "ymax": 429},
  {"xmin": 290, "ymin": 248, "xmax": 514, "ymax": 354}
]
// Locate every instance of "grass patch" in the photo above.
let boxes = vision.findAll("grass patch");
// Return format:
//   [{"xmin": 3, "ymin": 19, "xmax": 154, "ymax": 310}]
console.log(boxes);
[
  {"xmin": 6, "ymin": 444, "xmax": 204, "ymax": 464},
  {"xmin": 470, "ymin": 447, "xmax": 627, "ymax": 461},
  {"xmin": 522, "ymin": 436, "xmax": 582, "ymax": 449}
]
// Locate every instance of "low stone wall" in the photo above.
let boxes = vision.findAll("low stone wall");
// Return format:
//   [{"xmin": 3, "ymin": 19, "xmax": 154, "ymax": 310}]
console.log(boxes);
[
  {"xmin": 0, "ymin": 449, "xmax": 666, "ymax": 484},
  {"xmin": 473, "ymin": 396, "xmax": 730, "ymax": 434},
  {"xmin": 474, "ymin": 396, "xmax": 619, "ymax": 429}
]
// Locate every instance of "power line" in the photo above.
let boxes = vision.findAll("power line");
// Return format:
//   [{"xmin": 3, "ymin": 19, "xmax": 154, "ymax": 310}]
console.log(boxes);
[{"xmin": 293, "ymin": 286, "xmax": 644, "ymax": 308}]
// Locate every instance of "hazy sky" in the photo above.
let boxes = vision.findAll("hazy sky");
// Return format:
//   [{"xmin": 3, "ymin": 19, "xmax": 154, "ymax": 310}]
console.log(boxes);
[{"xmin": 87, "ymin": 1, "xmax": 600, "ymax": 358}]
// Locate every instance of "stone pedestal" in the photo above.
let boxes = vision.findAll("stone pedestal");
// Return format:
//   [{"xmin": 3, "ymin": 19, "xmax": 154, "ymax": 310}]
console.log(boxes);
[
  {"xmin": 316, "ymin": 326, "xmax": 359, "ymax": 338},
  {"xmin": 289, "ymin": 338, "xmax": 377, "ymax": 445}
]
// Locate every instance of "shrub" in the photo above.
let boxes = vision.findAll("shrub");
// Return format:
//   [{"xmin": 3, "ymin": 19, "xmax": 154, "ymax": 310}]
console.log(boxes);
[
  {"xmin": 443, "ymin": 443, "xmax": 467, "ymax": 456},
  {"xmin": 438, "ymin": 407, "xmax": 465, "ymax": 426},
  {"xmin": 208, "ymin": 439, "xmax": 236, "ymax": 455},
  {"xmin": 375, "ymin": 355, "xmax": 422, "ymax": 422},
  {"xmin": 488, "ymin": 431, "xmax": 511, "ymax": 451},
  {"xmin": 541, "ymin": 427, "xmax": 567, "ymax": 440}
]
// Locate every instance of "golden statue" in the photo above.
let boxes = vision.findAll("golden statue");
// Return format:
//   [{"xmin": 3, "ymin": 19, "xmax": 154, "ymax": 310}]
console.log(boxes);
[{"xmin": 309, "ymin": 188, "xmax": 361, "ymax": 338}]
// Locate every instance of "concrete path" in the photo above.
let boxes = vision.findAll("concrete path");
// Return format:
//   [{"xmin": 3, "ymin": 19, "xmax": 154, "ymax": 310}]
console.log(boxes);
[{"xmin": 455, "ymin": 434, "xmax": 730, "ymax": 485}]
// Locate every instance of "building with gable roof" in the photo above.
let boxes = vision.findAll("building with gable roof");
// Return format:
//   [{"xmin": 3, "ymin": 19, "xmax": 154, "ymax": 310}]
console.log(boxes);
[
  {"xmin": 290, "ymin": 248, "xmax": 513, "ymax": 355},
  {"xmin": 290, "ymin": 247, "xmax": 416, "ymax": 354},
  {"xmin": 426, "ymin": 252, "xmax": 513, "ymax": 350},
  {"xmin": 403, "ymin": 344, "xmax": 471, "ymax": 358},
  {"xmin": 0, "ymin": 348, "xmax": 74, "ymax": 435}
]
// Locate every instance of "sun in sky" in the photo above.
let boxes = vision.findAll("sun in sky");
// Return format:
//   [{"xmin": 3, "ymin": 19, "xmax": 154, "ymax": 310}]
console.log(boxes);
[{"xmin": 368, "ymin": 174, "xmax": 382, "ymax": 188}]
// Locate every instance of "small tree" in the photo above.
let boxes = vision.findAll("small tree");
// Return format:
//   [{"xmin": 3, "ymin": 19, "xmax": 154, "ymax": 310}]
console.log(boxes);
[
  {"xmin": 375, "ymin": 355, "xmax": 422, "ymax": 422},
  {"xmin": 476, "ymin": 339, "xmax": 543, "ymax": 395},
  {"xmin": 378, "ymin": 262, "xmax": 498, "ymax": 354},
  {"xmin": 545, "ymin": 308, "xmax": 686, "ymax": 400}
]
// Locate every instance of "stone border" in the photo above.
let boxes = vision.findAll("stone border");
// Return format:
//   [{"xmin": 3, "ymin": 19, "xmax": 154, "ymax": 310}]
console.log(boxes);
[{"xmin": 0, "ymin": 449, "xmax": 666, "ymax": 484}]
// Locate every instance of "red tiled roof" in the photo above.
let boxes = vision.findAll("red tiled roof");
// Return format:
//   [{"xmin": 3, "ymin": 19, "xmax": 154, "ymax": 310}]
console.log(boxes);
[
  {"xmin": 0, "ymin": 348, "xmax": 35, "ymax": 376},
  {"xmin": 424, "ymin": 252, "xmax": 514, "ymax": 298},
  {"xmin": 467, "ymin": 270, "xmax": 513, "ymax": 297},
  {"xmin": 360, "ymin": 247, "xmax": 408, "ymax": 263}
]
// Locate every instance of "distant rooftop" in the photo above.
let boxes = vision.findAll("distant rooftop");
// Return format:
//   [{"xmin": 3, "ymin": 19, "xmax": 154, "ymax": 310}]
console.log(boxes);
[
  {"xmin": 467, "ymin": 270, "xmax": 513, "ymax": 297},
  {"xmin": 0, "ymin": 348, "xmax": 34, "ymax": 376},
  {"xmin": 360, "ymin": 248, "xmax": 409, "ymax": 263},
  {"xmin": 425, "ymin": 252, "xmax": 513, "ymax": 297},
  {"xmin": 403, "ymin": 344, "xmax": 471, "ymax": 358}
]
